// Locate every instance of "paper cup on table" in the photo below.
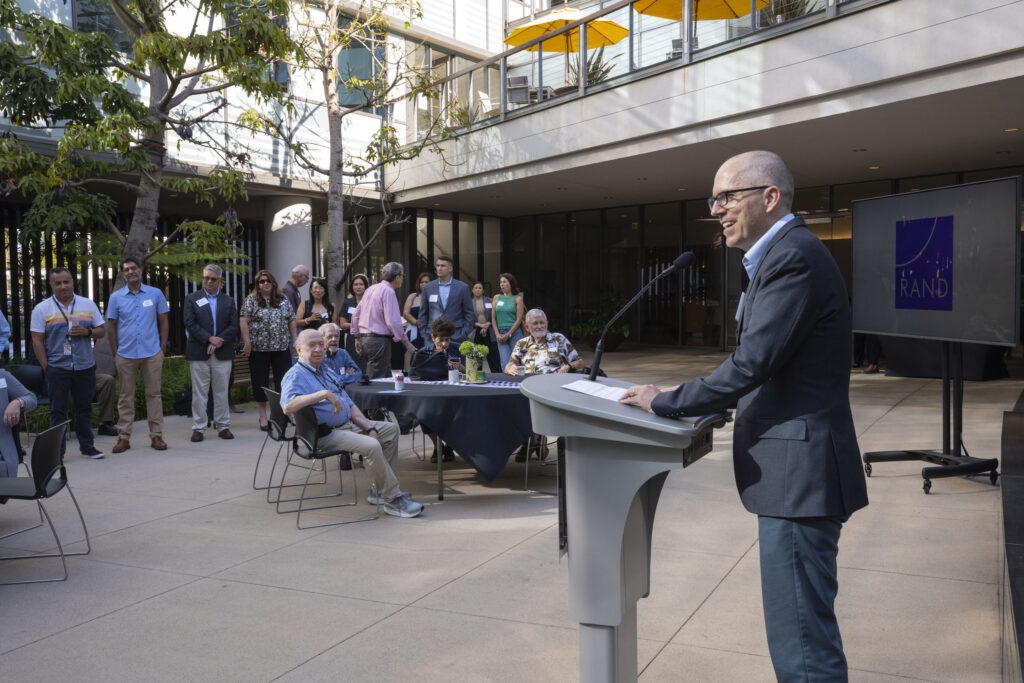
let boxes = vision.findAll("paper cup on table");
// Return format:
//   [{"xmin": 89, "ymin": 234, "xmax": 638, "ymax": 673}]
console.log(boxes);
[{"xmin": 448, "ymin": 369, "xmax": 459, "ymax": 384}]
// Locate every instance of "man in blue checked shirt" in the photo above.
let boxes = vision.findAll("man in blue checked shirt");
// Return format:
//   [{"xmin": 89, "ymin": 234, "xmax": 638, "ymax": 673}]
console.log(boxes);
[
  {"xmin": 321, "ymin": 323, "xmax": 361, "ymax": 385},
  {"xmin": 281, "ymin": 329, "xmax": 422, "ymax": 518},
  {"xmin": 106, "ymin": 258, "xmax": 170, "ymax": 453}
]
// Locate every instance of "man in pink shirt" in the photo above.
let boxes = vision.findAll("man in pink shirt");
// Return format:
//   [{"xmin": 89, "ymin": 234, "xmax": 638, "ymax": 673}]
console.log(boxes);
[{"xmin": 352, "ymin": 262, "xmax": 416, "ymax": 379}]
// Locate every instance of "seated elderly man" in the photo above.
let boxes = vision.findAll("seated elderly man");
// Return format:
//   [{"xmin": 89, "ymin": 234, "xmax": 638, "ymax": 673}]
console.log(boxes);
[
  {"xmin": 505, "ymin": 308, "xmax": 584, "ymax": 375},
  {"xmin": 281, "ymin": 329, "xmax": 423, "ymax": 518},
  {"xmin": 321, "ymin": 323, "xmax": 362, "ymax": 385}
]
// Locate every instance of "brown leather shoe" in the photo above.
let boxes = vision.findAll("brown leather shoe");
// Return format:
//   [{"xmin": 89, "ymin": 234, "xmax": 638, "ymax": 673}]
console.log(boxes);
[
  {"xmin": 151, "ymin": 436, "xmax": 168, "ymax": 450},
  {"xmin": 111, "ymin": 438, "xmax": 130, "ymax": 454},
  {"xmin": 191, "ymin": 430, "xmax": 204, "ymax": 442},
  {"xmin": 218, "ymin": 429, "xmax": 234, "ymax": 440}
]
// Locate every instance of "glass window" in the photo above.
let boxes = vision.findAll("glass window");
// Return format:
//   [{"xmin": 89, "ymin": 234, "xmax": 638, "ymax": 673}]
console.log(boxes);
[
  {"xmin": 482, "ymin": 216, "xmax": 502, "ymax": 293},
  {"xmin": 432, "ymin": 211, "xmax": 454, "ymax": 265},
  {"xmin": 458, "ymin": 214, "xmax": 479, "ymax": 283},
  {"xmin": 756, "ymin": 0, "xmax": 826, "ymax": 29},
  {"xmin": 337, "ymin": 15, "xmax": 385, "ymax": 107},
  {"xmin": 568, "ymin": 210, "xmax": 601, "ymax": 328},
  {"xmin": 416, "ymin": 209, "xmax": 430, "ymax": 274},
  {"xmin": 366, "ymin": 215, "xmax": 387, "ymax": 280},
  {"xmin": 897, "ymin": 174, "xmax": 958, "ymax": 193},
  {"xmin": 74, "ymin": 0, "xmax": 133, "ymax": 53},
  {"xmin": 506, "ymin": 216, "xmax": 535, "ymax": 308},
  {"xmin": 641, "ymin": 202, "xmax": 682, "ymax": 344},
  {"xmin": 537, "ymin": 213, "xmax": 566, "ymax": 329}
]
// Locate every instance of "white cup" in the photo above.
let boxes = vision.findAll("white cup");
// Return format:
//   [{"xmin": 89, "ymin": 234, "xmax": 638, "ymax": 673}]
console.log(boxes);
[{"xmin": 448, "ymin": 369, "xmax": 460, "ymax": 384}]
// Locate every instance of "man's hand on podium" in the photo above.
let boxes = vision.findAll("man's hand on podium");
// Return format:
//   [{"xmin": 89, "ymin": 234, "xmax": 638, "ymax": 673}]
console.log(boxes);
[{"xmin": 619, "ymin": 384, "xmax": 660, "ymax": 412}]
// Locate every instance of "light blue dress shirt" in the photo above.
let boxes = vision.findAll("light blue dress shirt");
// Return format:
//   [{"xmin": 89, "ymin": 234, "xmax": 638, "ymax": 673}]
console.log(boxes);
[
  {"xmin": 106, "ymin": 283, "xmax": 170, "ymax": 359},
  {"xmin": 281, "ymin": 360, "xmax": 354, "ymax": 427},
  {"xmin": 0, "ymin": 311, "xmax": 10, "ymax": 355},
  {"xmin": 742, "ymin": 213, "xmax": 795, "ymax": 279}
]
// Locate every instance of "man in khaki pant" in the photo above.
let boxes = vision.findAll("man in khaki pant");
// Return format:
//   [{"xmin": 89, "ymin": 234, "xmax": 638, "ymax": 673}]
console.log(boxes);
[{"xmin": 106, "ymin": 258, "xmax": 170, "ymax": 452}]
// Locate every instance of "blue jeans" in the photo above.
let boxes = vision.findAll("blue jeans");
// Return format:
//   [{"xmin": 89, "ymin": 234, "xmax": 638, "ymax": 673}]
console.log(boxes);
[
  {"xmin": 496, "ymin": 327, "xmax": 524, "ymax": 370},
  {"xmin": 46, "ymin": 365, "xmax": 96, "ymax": 454},
  {"xmin": 758, "ymin": 515, "xmax": 848, "ymax": 682}
]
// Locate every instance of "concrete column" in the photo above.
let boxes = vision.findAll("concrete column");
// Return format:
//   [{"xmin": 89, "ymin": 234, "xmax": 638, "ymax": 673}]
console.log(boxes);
[{"xmin": 264, "ymin": 196, "xmax": 313, "ymax": 300}]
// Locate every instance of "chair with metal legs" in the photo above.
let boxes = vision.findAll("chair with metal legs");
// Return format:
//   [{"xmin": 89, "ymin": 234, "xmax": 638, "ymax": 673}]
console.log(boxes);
[
  {"xmin": 274, "ymin": 405, "xmax": 378, "ymax": 529},
  {"xmin": 523, "ymin": 434, "xmax": 560, "ymax": 494},
  {"xmin": 255, "ymin": 389, "xmax": 325, "ymax": 501},
  {"xmin": 0, "ymin": 421, "xmax": 91, "ymax": 584}
]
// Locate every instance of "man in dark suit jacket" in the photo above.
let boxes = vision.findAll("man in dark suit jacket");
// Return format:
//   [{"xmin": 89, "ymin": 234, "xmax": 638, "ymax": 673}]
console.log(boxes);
[
  {"xmin": 417, "ymin": 255, "xmax": 474, "ymax": 349},
  {"xmin": 184, "ymin": 264, "xmax": 240, "ymax": 442},
  {"xmin": 621, "ymin": 151, "xmax": 868, "ymax": 682}
]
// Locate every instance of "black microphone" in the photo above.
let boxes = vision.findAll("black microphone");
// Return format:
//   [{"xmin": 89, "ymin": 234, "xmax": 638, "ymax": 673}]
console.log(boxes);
[{"xmin": 587, "ymin": 251, "xmax": 696, "ymax": 381}]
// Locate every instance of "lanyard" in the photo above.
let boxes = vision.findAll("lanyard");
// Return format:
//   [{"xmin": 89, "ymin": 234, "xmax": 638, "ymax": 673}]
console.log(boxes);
[
  {"xmin": 53, "ymin": 296, "xmax": 76, "ymax": 338},
  {"xmin": 298, "ymin": 361, "xmax": 347, "ymax": 394}
]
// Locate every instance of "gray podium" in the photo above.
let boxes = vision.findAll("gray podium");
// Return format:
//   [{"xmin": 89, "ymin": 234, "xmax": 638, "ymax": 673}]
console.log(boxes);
[{"xmin": 520, "ymin": 374, "xmax": 728, "ymax": 683}]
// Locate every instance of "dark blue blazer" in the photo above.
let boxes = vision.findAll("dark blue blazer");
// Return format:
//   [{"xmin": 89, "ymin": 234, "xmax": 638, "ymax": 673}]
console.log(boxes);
[
  {"xmin": 183, "ymin": 289, "xmax": 240, "ymax": 361},
  {"xmin": 652, "ymin": 218, "xmax": 868, "ymax": 518},
  {"xmin": 417, "ymin": 278, "xmax": 474, "ymax": 345}
]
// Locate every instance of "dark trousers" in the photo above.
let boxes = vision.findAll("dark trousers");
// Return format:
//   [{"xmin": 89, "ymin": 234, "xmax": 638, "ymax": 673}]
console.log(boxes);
[
  {"xmin": 249, "ymin": 350, "xmax": 291, "ymax": 403},
  {"xmin": 852, "ymin": 333, "xmax": 880, "ymax": 366},
  {"xmin": 758, "ymin": 515, "xmax": 848, "ymax": 682},
  {"xmin": 46, "ymin": 365, "xmax": 96, "ymax": 454},
  {"xmin": 359, "ymin": 336, "xmax": 391, "ymax": 379}
]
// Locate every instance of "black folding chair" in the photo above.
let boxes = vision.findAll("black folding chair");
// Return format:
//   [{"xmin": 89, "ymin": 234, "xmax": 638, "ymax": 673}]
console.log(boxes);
[
  {"xmin": 274, "ymin": 405, "xmax": 378, "ymax": 529},
  {"xmin": 0, "ymin": 421, "xmax": 91, "ymax": 584},
  {"xmin": 255, "ymin": 389, "xmax": 324, "ymax": 501}
]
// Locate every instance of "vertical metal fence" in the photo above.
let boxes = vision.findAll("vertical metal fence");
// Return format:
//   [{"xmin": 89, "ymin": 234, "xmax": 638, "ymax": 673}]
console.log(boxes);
[{"xmin": 0, "ymin": 202, "xmax": 264, "ymax": 360}]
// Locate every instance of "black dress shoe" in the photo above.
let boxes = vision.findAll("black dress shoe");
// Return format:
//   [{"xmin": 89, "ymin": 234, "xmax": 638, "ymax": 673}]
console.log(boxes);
[
  {"xmin": 259, "ymin": 423, "xmax": 270, "ymax": 432},
  {"xmin": 98, "ymin": 423, "xmax": 119, "ymax": 437},
  {"xmin": 191, "ymin": 430, "xmax": 204, "ymax": 443},
  {"xmin": 218, "ymin": 429, "xmax": 234, "ymax": 440},
  {"xmin": 442, "ymin": 445, "xmax": 455, "ymax": 462}
]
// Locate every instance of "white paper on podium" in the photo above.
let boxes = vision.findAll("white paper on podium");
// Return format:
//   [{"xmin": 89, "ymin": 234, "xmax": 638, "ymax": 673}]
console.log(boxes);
[{"xmin": 562, "ymin": 379, "xmax": 626, "ymax": 402}]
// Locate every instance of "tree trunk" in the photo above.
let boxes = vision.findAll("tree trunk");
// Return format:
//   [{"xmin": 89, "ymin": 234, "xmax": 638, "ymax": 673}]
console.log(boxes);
[
  {"xmin": 324, "ymin": 0, "xmax": 349, "ymax": 294},
  {"xmin": 123, "ymin": 65, "xmax": 168, "ymax": 270}
]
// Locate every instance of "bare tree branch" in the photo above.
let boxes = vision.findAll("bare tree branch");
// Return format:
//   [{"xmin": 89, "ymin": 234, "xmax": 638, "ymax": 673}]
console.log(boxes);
[{"xmin": 104, "ymin": 218, "xmax": 127, "ymax": 246}]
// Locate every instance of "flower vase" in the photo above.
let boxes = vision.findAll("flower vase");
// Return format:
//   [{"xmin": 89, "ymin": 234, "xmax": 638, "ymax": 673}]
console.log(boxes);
[{"xmin": 466, "ymin": 356, "xmax": 483, "ymax": 381}]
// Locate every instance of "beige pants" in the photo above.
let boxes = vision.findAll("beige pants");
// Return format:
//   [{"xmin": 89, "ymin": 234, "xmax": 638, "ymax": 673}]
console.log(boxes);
[
  {"xmin": 189, "ymin": 357, "xmax": 232, "ymax": 431},
  {"xmin": 115, "ymin": 351, "xmax": 164, "ymax": 439},
  {"xmin": 318, "ymin": 419, "xmax": 401, "ymax": 501}
]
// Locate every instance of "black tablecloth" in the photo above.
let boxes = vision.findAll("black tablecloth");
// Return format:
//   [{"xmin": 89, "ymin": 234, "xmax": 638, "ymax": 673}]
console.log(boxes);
[{"xmin": 344, "ymin": 374, "xmax": 533, "ymax": 481}]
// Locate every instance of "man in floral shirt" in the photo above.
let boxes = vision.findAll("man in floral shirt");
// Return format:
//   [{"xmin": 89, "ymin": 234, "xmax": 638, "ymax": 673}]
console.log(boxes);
[{"xmin": 505, "ymin": 309, "xmax": 584, "ymax": 375}]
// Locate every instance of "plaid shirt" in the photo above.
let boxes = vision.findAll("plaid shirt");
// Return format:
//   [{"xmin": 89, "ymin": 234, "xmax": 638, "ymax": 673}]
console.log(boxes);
[{"xmin": 508, "ymin": 332, "xmax": 580, "ymax": 374}]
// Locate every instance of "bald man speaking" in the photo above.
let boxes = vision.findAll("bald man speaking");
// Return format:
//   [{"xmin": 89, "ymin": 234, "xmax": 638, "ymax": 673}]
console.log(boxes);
[{"xmin": 621, "ymin": 151, "xmax": 868, "ymax": 681}]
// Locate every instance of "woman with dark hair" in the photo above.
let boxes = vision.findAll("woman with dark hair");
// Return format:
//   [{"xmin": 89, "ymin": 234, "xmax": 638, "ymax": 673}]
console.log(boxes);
[
  {"xmin": 402, "ymin": 272, "xmax": 432, "ymax": 349},
  {"xmin": 296, "ymin": 277, "xmax": 334, "ymax": 331},
  {"xmin": 471, "ymin": 282, "xmax": 500, "ymax": 372},
  {"xmin": 492, "ymin": 272, "xmax": 526, "ymax": 370},
  {"xmin": 240, "ymin": 269, "xmax": 297, "ymax": 430},
  {"xmin": 337, "ymin": 274, "xmax": 369, "ymax": 371}
]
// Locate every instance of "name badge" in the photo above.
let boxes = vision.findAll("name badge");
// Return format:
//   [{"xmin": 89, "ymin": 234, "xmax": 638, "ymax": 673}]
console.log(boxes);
[
  {"xmin": 197, "ymin": 298, "xmax": 209, "ymax": 308},
  {"xmin": 142, "ymin": 299, "xmax": 154, "ymax": 308},
  {"xmin": 347, "ymin": 306, "xmax": 356, "ymax": 315},
  {"xmin": 429, "ymin": 294, "xmax": 439, "ymax": 303},
  {"xmin": 0, "ymin": 378, "xmax": 6, "ymax": 389},
  {"xmin": 63, "ymin": 340, "xmax": 73, "ymax": 356},
  {"xmin": 496, "ymin": 300, "xmax": 504, "ymax": 307},
  {"xmin": 484, "ymin": 302, "xmax": 492, "ymax": 309}
]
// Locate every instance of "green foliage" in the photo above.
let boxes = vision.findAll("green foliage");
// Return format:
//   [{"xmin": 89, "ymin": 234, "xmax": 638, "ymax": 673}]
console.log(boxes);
[
  {"xmin": 458, "ymin": 341, "xmax": 490, "ymax": 360},
  {"xmin": 0, "ymin": 0, "xmax": 295, "ymax": 267},
  {"xmin": 569, "ymin": 46, "xmax": 616, "ymax": 87}
]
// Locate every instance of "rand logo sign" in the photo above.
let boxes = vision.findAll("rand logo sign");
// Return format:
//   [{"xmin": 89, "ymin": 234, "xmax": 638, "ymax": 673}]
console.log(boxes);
[{"xmin": 894, "ymin": 215, "xmax": 954, "ymax": 311}]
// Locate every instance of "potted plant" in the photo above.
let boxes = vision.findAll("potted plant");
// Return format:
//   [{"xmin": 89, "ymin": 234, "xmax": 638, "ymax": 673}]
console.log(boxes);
[
  {"xmin": 570, "ymin": 296, "xmax": 631, "ymax": 351},
  {"xmin": 458, "ymin": 341, "xmax": 490, "ymax": 382}
]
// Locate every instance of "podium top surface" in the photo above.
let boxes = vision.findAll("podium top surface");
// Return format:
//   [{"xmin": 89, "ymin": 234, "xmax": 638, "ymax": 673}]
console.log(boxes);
[{"xmin": 520, "ymin": 373, "xmax": 727, "ymax": 438}]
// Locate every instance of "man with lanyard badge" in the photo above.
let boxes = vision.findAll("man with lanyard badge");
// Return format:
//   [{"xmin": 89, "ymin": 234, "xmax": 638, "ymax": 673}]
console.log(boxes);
[{"xmin": 30, "ymin": 267, "xmax": 107, "ymax": 459}]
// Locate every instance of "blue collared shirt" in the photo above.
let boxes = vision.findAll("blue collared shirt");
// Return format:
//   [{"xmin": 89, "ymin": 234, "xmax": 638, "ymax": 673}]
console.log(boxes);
[
  {"xmin": 742, "ymin": 213, "xmax": 795, "ymax": 279},
  {"xmin": 106, "ymin": 283, "xmax": 170, "ymax": 359},
  {"xmin": 0, "ymin": 311, "xmax": 9, "ymax": 354},
  {"xmin": 280, "ymin": 360, "xmax": 353, "ymax": 428},
  {"xmin": 204, "ymin": 288, "xmax": 219, "ymax": 336},
  {"xmin": 438, "ymin": 279, "xmax": 451, "ymax": 309},
  {"xmin": 323, "ymin": 348, "xmax": 362, "ymax": 385}
]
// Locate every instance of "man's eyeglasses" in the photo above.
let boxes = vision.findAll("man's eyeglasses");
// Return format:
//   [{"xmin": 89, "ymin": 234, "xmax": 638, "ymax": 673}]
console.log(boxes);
[{"xmin": 707, "ymin": 186, "xmax": 769, "ymax": 211}]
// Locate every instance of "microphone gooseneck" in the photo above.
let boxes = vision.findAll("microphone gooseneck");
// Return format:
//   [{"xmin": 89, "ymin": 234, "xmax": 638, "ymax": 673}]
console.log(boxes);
[{"xmin": 587, "ymin": 251, "xmax": 696, "ymax": 381}]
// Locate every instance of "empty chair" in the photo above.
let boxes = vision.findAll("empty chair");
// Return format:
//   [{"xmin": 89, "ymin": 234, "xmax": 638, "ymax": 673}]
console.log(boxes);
[
  {"xmin": 507, "ymin": 75, "xmax": 531, "ymax": 105},
  {"xmin": 0, "ymin": 422, "xmax": 91, "ymax": 585},
  {"xmin": 274, "ymin": 404, "xmax": 378, "ymax": 529}
]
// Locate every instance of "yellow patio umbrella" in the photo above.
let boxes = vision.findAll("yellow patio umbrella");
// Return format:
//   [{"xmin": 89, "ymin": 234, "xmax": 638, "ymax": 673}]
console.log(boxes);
[
  {"xmin": 633, "ymin": 0, "xmax": 768, "ymax": 22},
  {"xmin": 504, "ymin": 6, "xmax": 629, "ymax": 85}
]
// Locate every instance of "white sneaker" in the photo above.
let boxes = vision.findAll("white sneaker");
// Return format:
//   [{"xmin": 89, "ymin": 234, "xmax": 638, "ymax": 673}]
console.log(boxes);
[
  {"xmin": 368, "ymin": 490, "xmax": 411, "ymax": 505},
  {"xmin": 382, "ymin": 496, "xmax": 423, "ymax": 518}
]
